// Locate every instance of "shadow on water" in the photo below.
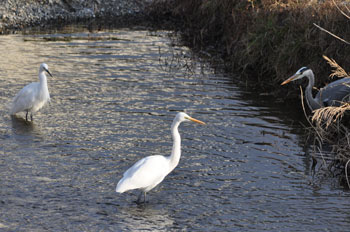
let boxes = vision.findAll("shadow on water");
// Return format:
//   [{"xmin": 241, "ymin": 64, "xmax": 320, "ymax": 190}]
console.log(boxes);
[
  {"xmin": 11, "ymin": 115, "xmax": 34, "ymax": 131},
  {"xmin": 117, "ymin": 204, "xmax": 175, "ymax": 231},
  {"xmin": 10, "ymin": 115, "xmax": 43, "ymax": 140}
]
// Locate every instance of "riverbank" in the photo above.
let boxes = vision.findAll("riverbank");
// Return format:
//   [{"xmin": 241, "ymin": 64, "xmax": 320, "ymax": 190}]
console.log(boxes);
[
  {"xmin": 1, "ymin": 1, "xmax": 349, "ymax": 91},
  {"xmin": 147, "ymin": 0, "xmax": 350, "ymax": 97},
  {"xmin": 0, "ymin": 0, "xmax": 149, "ymax": 33}
]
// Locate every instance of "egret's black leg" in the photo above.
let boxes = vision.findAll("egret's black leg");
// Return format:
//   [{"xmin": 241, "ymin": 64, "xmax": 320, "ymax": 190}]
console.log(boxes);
[
  {"xmin": 136, "ymin": 191, "xmax": 143, "ymax": 204},
  {"xmin": 136, "ymin": 191, "xmax": 147, "ymax": 204},
  {"xmin": 30, "ymin": 113, "xmax": 33, "ymax": 121},
  {"xmin": 25, "ymin": 111, "xmax": 28, "ymax": 121}
]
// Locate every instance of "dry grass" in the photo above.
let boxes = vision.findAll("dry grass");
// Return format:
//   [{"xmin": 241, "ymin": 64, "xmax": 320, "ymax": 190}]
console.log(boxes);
[
  {"xmin": 307, "ymin": 57, "xmax": 350, "ymax": 187},
  {"xmin": 323, "ymin": 55, "xmax": 350, "ymax": 79},
  {"xmin": 148, "ymin": 0, "xmax": 350, "ymax": 93},
  {"xmin": 311, "ymin": 55, "xmax": 350, "ymax": 132},
  {"xmin": 312, "ymin": 104, "xmax": 350, "ymax": 130},
  {"xmin": 308, "ymin": 103, "xmax": 350, "ymax": 187}
]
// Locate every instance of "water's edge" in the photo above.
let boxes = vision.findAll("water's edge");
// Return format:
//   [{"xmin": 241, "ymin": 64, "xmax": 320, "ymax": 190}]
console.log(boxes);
[{"xmin": 0, "ymin": 0, "xmax": 149, "ymax": 33}]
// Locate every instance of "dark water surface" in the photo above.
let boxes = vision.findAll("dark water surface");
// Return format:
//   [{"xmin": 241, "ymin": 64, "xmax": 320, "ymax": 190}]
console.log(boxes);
[{"xmin": 0, "ymin": 26, "xmax": 350, "ymax": 231}]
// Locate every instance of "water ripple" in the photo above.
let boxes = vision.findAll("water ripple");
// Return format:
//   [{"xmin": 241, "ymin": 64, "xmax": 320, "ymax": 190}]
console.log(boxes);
[{"xmin": 0, "ymin": 28, "xmax": 349, "ymax": 231}]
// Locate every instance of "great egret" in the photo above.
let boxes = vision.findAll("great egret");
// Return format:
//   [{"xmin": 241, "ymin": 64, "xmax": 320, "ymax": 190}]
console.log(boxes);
[
  {"xmin": 10, "ymin": 63, "xmax": 53, "ymax": 121},
  {"xmin": 281, "ymin": 67, "xmax": 350, "ymax": 111},
  {"xmin": 116, "ymin": 112, "xmax": 205, "ymax": 203}
]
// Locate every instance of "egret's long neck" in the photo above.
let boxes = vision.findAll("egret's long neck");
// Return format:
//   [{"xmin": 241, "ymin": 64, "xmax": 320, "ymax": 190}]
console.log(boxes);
[
  {"xmin": 305, "ymin": 71, "xmax": 321, "ymax": 111},
  {"xmin": 39, "ymin": 71, "xmax": 48, "ymax": 88},
  {"xmin": 168, "ymin": 120, "xmax": 181, "ymax": 172}
]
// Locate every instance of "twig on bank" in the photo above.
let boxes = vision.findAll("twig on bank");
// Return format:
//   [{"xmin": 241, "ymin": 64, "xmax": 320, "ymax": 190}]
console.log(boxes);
[
  {"xmin": 345, "ymin": 159, "xmax": 350, "ymax": 188},
  {"xmin": 313, "ymin": 23, "xmax": 350, "ymax": 45},
  {"xmin": 332, "ymin": 0, "xmax": 350, "ymax": 20}
]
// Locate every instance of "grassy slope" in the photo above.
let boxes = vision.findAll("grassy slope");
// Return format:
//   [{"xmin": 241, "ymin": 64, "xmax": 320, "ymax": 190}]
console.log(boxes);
[{"xmin": 149, "ymin": 0, "xmax": 350, "ymax": 96}]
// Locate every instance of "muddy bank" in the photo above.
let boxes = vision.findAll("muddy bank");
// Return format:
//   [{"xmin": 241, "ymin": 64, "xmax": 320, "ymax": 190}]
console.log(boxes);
[{"xmin": 0, "ymin": 0, "xmax": 149, "ymax": 33}]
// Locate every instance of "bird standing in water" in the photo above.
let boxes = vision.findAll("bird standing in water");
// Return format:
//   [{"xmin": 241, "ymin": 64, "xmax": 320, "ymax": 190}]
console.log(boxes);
[
  {"xmin": 10, "ymin": 63, "xmax": 53, "ymax": 121},
  {"xmin": 116, "ymin": 112, "xmax": 205, "ymax": 203},
  {"xmin": 281, "ymin": 67, "xmax": 350, "ymax": 111}
]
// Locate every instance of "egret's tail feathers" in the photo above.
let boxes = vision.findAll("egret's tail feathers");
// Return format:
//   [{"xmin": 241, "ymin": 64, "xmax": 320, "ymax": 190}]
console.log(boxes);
[
  {"xmin": 116, "ymin": 178, "xmax": 135, "ymax": 193},
  {"xmin": 116, "ymin": 187, "xmax": 124, "ymax": 193},
  {"xmin": 116, "ymin": 184, "xmax": 127, "ymax": 193},
  {"xmin": 10, "ymin": 106, "xmax": 18, "ymax": 115},
  {"xmin": 10, "ymin": 97, "xmax": 21, "ymax": 115},
  {"xmin": 116, "ymin": 178, "xmax": 125, "ymax": 193}
]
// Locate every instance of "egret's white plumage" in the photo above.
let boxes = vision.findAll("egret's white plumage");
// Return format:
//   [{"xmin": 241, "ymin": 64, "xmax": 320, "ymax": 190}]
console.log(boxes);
[
  {"xmin": 116, "ymin": 112, "xmax": 205, "ymax": 203},
  {"xmin": 10, "ymin": 63, "xmax": 52, "ymax": 121}
]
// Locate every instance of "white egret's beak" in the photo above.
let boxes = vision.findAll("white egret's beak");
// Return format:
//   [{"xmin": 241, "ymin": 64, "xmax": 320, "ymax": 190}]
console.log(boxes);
[
  {"xmin": 186, "ymin": 116, "xmax": 206, "ymax": 125},
  {"xmin": 45, "ymin": 68, "xmax": 53, "ymax": 77},
  {"xmin": 281, "ymin": 74, "xmax": 301, "ymax": 85}
]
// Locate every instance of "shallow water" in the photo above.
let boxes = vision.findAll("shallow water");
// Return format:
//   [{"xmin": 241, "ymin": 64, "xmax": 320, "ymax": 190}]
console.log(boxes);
[{"xmin": 0, "ymin": 26, "xmax": 349, "ymax": 231}]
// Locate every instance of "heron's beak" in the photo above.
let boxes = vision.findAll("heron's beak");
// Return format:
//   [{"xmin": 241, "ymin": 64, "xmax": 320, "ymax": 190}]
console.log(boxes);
[
  {"xmin": 281, "ymin": 74, "xmax": 300, "ymax": 85},
  {"xmin": 45, "ymin": 69, "xmax": 53, "ymax": 77},
  {"xmin": 187, "ymin": 116, "xmax": 206, "ymax": 125}
]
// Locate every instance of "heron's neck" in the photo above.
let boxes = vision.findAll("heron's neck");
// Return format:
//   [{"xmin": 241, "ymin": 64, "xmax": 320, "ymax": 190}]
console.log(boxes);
[
  {"xmin": 168, "ymin": 120, "xmax": 181, "ymax": 172},
  {"xmin": 305, "ymin": 71, "xmax": 321, "ymax": 111}
]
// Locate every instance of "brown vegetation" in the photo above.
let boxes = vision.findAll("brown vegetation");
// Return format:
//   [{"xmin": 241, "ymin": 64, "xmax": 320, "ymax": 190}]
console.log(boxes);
[
  {"xmin": 310, "ymin": 103, "xmax": 350, "ymax": 187},
  {"xmin": 147, "ymin": 0, "xmax": 350, "ymax": 185},
  {"xmin": 148, "ymin": 0, "xmax": 350, "ymax": 94},
  {"xmin": 307, "ymin": 56, "xmax": 350, "ymax": 187}
]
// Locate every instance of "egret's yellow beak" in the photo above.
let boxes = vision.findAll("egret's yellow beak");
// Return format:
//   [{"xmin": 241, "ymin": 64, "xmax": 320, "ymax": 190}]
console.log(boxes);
[
  {"xmin": 187, "ymin": 116, "xmax": 206, "ymax": 125},
  {"xmin": 281, "ymin": 74, "xmax": 300, "ymax": 85}
]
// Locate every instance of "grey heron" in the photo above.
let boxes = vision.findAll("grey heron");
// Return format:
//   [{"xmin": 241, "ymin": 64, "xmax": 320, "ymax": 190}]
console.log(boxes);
[{"xmin": 281, "ymin": 67, "xmax": 350, "ymax": 111}]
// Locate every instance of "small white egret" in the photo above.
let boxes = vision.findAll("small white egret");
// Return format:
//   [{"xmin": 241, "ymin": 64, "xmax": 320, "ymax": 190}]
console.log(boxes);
[
  {"xmin": 10, "ymin": 63, "xmax": 53, "ymax": 121},
  {"xmin": 116, "ymin": 112, "xmax": 205, "ymax": 203}
]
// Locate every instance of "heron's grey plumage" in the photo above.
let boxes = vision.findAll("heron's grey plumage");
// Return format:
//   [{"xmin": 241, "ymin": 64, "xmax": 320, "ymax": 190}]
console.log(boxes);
[{"xmin": 315, "ymin": 78, "xmax": 350, "ymax": 107}]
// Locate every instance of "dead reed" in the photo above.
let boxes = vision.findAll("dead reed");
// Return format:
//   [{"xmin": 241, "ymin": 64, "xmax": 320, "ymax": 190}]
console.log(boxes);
[
  {"xmin": 148, "ymin": 0, "xmax": 350, "ymax": 94},
  {"xmin": 308, "ymin": 56, "xmax": 350, "ymax": 187},
  {"xmin": 312, "ymin": 104, "xmax": 350, "ymax": 130}
]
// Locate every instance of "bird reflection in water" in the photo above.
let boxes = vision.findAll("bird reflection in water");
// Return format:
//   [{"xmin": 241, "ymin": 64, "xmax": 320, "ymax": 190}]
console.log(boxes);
[
  {"xmin": 118, "ymin": 205, "xmax": 174, "ymax": 231},
  {"xmin": 10, "ymin": 115, "xmax": 42, "ymax": 139}
]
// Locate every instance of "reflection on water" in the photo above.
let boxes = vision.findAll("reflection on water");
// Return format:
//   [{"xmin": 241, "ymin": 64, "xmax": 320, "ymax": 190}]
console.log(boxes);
[
  {"xmin": 118, "ymin": 205, "xmax": 174, "ymax": 231},
  {"xmin": 11, "ymin": 115, "xmax": 35, "ymax": 130},
  {"xmin": 10, "ymin": 115, "xmax": 45, "ymax": 145},
  {"xmin": 11, "ymin": 115, "xmax": 38, "ymax": 134},
  {"xmin": 0, "ymin": 26, "xmax": 349, "ymax": 231}
]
